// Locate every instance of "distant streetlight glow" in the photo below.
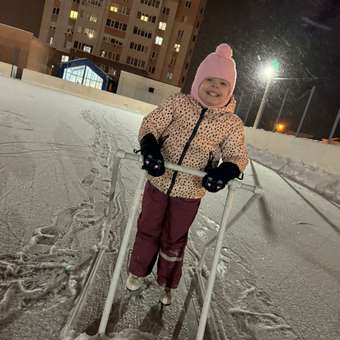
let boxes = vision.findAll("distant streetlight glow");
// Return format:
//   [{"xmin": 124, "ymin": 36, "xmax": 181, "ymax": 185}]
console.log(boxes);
[
  {"xmin": 258, "ymin": 59, "xmax": 280, "ymax": 80},
  {"xmin": 262, "ymin": 65, "xmax": 275, "ymax": 79},
  {"xmin": 275, "ymin": 123, "xmax": 285, "ymax": 133},
  {"xmin": 254, "ymin": 58, "xmax": 282, "ymax": 128}
]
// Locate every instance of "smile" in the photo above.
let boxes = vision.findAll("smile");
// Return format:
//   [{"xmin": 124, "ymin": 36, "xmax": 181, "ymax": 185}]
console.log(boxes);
[{"xmin": 207, "ymin": 91, "xmax": 219, "ymax": 97}]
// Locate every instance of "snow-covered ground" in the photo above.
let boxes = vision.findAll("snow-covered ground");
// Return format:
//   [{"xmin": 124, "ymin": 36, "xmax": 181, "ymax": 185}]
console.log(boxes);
[
  {"xmin": 248, "ymin": 145, "xmax": 340, "ymax": 205},
  {"xmin": 0, "ymin": 76, "xmax": 340, "ymax": 340}
]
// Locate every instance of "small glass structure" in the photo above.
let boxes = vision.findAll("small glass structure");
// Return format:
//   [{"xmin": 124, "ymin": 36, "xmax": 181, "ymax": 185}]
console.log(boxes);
[{"xmin": 58, "ymin": 58, "xmax": 109, "ymax": 90}]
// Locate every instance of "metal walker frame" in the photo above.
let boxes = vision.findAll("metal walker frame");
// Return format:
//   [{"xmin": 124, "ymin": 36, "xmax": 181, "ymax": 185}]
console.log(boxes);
[{"xmin": 64, "ymin": 150, "xmax": 263, "ymax": 340}]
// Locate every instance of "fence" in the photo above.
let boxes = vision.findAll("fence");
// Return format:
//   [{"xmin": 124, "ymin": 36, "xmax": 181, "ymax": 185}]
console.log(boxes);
[{"xmin": 236, "ymin": 78, "xmax": 340, "ymax": 141}]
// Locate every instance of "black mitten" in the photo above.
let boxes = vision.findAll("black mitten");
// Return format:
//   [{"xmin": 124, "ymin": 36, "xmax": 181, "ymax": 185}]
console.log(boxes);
[
  {"xmin": 140, "ymin": 133, "xmax": 165, "ymax": 177},
  {"xmin": 202, "ymin": 162, "xmax": 240, "ymax": 193}
]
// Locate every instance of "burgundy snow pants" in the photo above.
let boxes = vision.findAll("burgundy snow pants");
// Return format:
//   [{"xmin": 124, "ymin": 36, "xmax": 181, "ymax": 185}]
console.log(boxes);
[{"xmin": 129, "ymin": 181, "xmax": 201, "ymax": 288}]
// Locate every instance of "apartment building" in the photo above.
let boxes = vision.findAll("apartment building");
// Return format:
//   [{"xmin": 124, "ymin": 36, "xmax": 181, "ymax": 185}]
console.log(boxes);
[{"xmin": 39, "ymin": 0, "xmax": 207, "ymax": 87}]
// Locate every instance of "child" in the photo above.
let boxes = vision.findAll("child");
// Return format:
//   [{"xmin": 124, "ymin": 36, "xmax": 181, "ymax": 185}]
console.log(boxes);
[{"xmin": 126, "ymin": 43, "xmax": 249, "ymax": 305}]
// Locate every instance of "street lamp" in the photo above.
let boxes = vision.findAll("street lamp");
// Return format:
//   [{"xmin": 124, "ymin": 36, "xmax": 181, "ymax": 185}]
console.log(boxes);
[{"xmin": 253, "ymin": 59, "xmax": 280, "ymax": 128}]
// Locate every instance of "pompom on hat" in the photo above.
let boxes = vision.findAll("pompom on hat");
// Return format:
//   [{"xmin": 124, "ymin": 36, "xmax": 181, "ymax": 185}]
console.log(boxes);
[{"xmin": 190, "ymin": 43, "xmax": 237, "ymax": 108}]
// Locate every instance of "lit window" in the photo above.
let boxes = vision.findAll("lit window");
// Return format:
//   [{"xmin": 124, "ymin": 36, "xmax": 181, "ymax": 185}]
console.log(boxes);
[
  {"xmin": 110, "ymin": 5, "xmax": 118, "ymax": 12},
  {"xmin": 174, "ymin": 43, "xmax": 181, "ymax": 52},
  {"xmin": 158, "ymin": 22, "xmax": 166, "ymax": 30},
  {"xmin": 90, "ymin": 16, "xmax": 97, "ymax": 22},
  {"xmin": 155, "ymin": 36, "xmax": 163, "ymax": 45},
  {"xmin": 70, "ymin": 10, "xmax": 79, "ymax": 19},
  {"xmin": 166, "ymin": 72, "xmax": 173, "ymax": 80},
  {"xmin": 49, "ymin": 37, "xmax": 54, "ymax": 45},
  {"xmin": 141, "ymin": 15, "xmax": 148, "ymax": 22},
  {"xmin": 100, "ymin": 50, "xmax": 106, "ymax": 57},
  {"xmin": 83, "ymin": 45, "xmax": 92, "ymax": 53},
  {"xmin": 61, "ymin": 55, "xmax": 69, "ymax": 63},
  {"xmin": 85, "ymin": 29, "xmax": 95, "ymax": 38}
]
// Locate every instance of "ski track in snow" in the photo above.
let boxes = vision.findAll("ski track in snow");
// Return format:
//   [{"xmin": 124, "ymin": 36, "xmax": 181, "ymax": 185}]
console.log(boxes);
[
  {"xmin": 189, "ymin": 213, "xmax": 300, "ymax": 340},
  {"xmin": 0, "ymin": 102, "xmax": 123, "ymax": 338}
]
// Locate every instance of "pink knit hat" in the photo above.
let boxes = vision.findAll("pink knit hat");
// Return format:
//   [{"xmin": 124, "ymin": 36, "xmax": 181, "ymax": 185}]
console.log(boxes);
[{"xmin": 190, "ymin": 43, "xmax": 237, "ymax": 108}]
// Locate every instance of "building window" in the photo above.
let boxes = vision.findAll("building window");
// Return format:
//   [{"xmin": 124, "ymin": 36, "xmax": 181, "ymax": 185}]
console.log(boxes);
[
  {"xmin": 174, "ymin": 43, "xmax": 180, "ymax": 52},
  {"xmin": 86, "ymin": 0, "xmax": 104, "ymax": 8},
  {"xmin": 106, "ymin": 19, "xmax": 128, "ymax": 31},
  {"xmin": 49, "ymin": 37, "xmax": 54, "ymax": 45},
  {"xmin": 155, "ymin": 36, "xmax": 163, "ymax": 45},
  {"xmin": 110, "ymin": 5, "xmax": 118, "ymax": 12},
  {"xmin": 185, "ymin": 1, "xmax": 192, "ymax": 8},
  {"xmin": 162, "ymin": 7, "xmax": 170, "ymax": 15},
  {"xmin": 158, "ymin": 22, "xmax": 166, "ymax": 30},
  {"xmin": 83, "ymin": 45, "xmax": 93, "ymax": 53},
  {"xmin": 121, "ymin": 6, "xmax": 129, "ymax": 15},
  {"xmin": 90, "ymin": 15, "xmax": 97, "ymax": 22},
  {"xmin": 70, "ymin": 10, "xmax": 79, "ymax": 19},
  {"xmin": 52, "ymin": 7, "xmax": 60, "ymax": 15},
  {"xmin": 85, "ymin": 28, "xmax": 95, "ymax": 38},
  {"xmin": 109, "ymin": 67, "xmax": 117, "ymax": 76},
  {"xmin": 126, "ymin": 56, "xmax": 145, "ymax": 69},
  {"xmin": 63, "ymin": 65, "xmax": 103, "ymax": 89},
  {"xmin": 137, "ymin": 12, "xmax": 155, "ymax": 22},
  {"xmin": 100, "ymin": 50, "xmax": 106, "ymax": 57},
  {"xmin": 104, "ymin": 35, "xmax": 123, "ymax": 46},
  {"xmin": 170, "ymin": 55, "xmax": 176, "ymax": 66},
  {"xmin": 61, "ymin": 55, "xmax": 69, "ymax": 63},
  {"xmin": 141, "ymin": 0, "xmax": 160, "ymax": 8},
  {"xmin": 133, "ymin": 26, "xmax": 152, "ymax": 38},
  {"xmin": 166, "ymin": 72, "xmax": 173, "ymax": 80}
]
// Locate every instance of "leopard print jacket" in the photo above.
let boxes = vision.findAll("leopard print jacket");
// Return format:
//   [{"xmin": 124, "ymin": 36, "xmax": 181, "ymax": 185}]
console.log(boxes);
[{"xmin": 139, "ymin": 93, "xmax": 249, "ymax": 199}]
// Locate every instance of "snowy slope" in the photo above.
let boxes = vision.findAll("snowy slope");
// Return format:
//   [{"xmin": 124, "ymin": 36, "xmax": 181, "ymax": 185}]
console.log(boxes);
[{"xmin": 0, "ymin": 76, "xmax": 340, "ymax": 340}]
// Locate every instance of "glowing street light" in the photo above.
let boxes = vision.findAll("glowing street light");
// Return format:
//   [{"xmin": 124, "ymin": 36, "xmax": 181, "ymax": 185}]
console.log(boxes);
[
  {"xmin": 253, "ymin": 59, "xmax": 281, "ymax": 129},
  {"xmin": 261, "ymin": 65, "xmax": 275, "ymax": 79},
  {"xmin": 275, "ymin": 123, "xmax": 285, "ymax": 133}
]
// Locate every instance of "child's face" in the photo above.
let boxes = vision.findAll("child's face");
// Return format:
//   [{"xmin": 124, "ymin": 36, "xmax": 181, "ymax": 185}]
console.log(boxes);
[{"xmin": 198, "ymin": 78, "xmax": 231, "ymax": 107}]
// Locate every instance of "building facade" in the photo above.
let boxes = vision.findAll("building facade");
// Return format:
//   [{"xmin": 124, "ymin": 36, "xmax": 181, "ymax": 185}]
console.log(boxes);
[
  {"xmin": 39, "ymin": 0, "xmax": 207, "ymax": 87},
  {"xmin": 0, "ymin": 23, "xmax": 55, "ymax": 77}
]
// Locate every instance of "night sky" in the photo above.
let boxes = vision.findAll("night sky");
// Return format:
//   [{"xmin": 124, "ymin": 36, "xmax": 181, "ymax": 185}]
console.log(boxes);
[
  {"xmin": 0, "ymin": 1, "xmax": 45, "ymax": 37},
  {"xmin": 185, "ymin": 0, "xmax": 340, "ymax": 139}
]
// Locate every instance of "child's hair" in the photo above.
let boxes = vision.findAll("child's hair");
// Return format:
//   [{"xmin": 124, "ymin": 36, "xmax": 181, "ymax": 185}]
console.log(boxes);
[{"xmin": 191, "ymin": 43, "xmax": 237, "ymax": 107}]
